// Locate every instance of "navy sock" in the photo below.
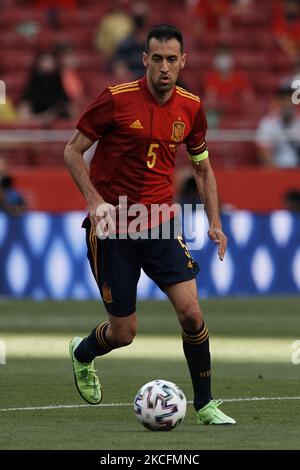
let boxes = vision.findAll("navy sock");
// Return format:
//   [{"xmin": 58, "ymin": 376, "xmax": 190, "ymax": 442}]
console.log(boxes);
[
  {"xmin": 182, "ymin": 323, "xmax": 212, "ymax": 411},
  {"xmin": 74, "ymin": 321, "xmax": 113, "ymax": 363}
]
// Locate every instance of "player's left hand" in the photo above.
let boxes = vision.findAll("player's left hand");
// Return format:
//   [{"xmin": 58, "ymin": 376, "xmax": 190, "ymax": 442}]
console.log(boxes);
[{"xmin": 208, "ymin": 227, "xmax": 227, "ymax": 261}]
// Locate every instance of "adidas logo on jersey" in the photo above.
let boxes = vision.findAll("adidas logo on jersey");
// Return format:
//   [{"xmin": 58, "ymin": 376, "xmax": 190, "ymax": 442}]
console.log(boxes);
[{"xmin": 130, "ymin": 119, "xmax": 143, "ymax": 129}]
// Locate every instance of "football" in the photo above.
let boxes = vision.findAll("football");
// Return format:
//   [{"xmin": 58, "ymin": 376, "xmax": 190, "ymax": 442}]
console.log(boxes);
[{"xmin": 133, "ymin": 379, "xmax": 187, "ymax": 431}]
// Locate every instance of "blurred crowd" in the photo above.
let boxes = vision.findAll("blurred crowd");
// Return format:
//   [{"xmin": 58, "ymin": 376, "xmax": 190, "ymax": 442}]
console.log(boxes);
[
  {"xmin": 0, "ymin": 0, "xmax": 300, "ymax": 170},
  {"xmin": 0, "ymin": 157, "xmax": 25, "ymax": 214}
]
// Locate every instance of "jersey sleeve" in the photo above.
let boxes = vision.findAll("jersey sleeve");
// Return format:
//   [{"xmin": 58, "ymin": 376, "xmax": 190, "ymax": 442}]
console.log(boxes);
[
  {"xmin": 185, "ymin": 103, "xmax": 209, "ymax": 164},
  {"xmin": 76, "ymin": 88, "xmax": 114, "ymax": 141}
]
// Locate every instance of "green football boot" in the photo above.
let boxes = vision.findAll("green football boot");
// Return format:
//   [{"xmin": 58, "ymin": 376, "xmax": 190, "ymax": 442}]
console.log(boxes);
[
  {"xmin": 69, "ymin": 337, "xmax": 102, "ymax": 405},
  {"xmin": 197, "ymin": 400, "xmax": 236, "ymax": 425}
]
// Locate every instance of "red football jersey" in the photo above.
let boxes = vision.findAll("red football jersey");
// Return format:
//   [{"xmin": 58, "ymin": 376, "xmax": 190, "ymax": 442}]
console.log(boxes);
[{"xmin": 77, "ymin": 76, "xmax": 208, "ymax": 228}]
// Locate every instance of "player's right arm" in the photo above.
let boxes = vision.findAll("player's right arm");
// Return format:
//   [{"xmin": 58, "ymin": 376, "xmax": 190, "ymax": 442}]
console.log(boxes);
[
  {"xmin": 64, "ymin": 88, "xmax": 117, "ymax": 234},
  {"xmin": 64, "ymin": 130, "xmax": 106, "ymax": 232}
]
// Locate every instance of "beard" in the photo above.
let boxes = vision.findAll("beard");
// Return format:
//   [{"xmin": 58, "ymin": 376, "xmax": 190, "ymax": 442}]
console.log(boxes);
[{"xmin": 152, "ymin": 76, "xmax": 174, "ymax": 93}]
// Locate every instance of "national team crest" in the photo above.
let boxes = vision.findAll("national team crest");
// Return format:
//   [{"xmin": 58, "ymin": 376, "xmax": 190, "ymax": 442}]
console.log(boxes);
[
  {"xmin": 102, "ymin": 284, "xmax": 113, "ymax": 303},
  {"xmin": 171, "ymin": 121, "xmax": 185, "ymax": 142}
]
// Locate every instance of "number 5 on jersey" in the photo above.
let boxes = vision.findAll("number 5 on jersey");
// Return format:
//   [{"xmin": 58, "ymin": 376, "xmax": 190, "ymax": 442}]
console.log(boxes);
[{"xmin": 147, "ymin": 143, "xmax": 159, "ymax": 169}]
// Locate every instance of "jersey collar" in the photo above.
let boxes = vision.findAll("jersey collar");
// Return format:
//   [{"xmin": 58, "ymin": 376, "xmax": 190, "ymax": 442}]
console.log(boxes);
[{"xmin": 139, "ymin": 75, "xmax": 176, "ymax": 107}]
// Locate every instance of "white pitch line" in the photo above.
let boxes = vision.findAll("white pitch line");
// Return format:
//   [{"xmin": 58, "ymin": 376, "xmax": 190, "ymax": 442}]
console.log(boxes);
[
  {"xmin": 1, "ymin": 396, "xmax": 300, "ymax": 413},
  {"xmin": 223, "ymin": 396, "xmax": 300, "ymax": 402}
]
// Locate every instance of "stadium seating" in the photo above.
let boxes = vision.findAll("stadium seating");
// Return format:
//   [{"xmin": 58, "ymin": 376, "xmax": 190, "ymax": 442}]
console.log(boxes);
[{"xmin": 0, "ymin": 0, "xmax": 294, "ymax": 167}]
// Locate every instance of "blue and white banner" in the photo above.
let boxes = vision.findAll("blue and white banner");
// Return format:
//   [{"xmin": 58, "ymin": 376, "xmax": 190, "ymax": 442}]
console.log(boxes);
[{"xmin": 0, "ymin": 211, "xmax": 299, "ymax": 299}]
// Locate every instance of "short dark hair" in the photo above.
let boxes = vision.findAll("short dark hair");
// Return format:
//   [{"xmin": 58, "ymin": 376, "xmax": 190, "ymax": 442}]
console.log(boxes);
[{"xmin": 145, "ymin": 24, "xmax": 184, "ymax": 53}]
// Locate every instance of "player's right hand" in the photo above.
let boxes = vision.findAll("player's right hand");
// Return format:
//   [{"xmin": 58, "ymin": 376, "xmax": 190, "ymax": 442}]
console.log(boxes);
[{"xmin": 90, "ymin": 202, "xmax": 121, "ymax": 238}]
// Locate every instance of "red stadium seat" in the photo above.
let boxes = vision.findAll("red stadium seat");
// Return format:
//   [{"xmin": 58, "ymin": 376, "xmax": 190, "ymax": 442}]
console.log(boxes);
[
  {"xmin": 75, "ymin": 52, "xmax": 105, "ymax": 71},
  {"xmin": 0, "ymin": 0, "xmax": 294, "ymax": 169},
  {"xmin": 234, "ymin": 51, "xmax": 269, "ymax": 72},
  {"xmin": 208, "ymin": 141, "xmax": 258, "ymax": 167},
  {"xmin": 0, "ymin": 9, "xmax": 47, "ymax": 28},
  {"xmin": 58, "ymin": 8, "xmax": 110, "ymax": 27},
  {"xmin": 1, "ymin": 51, "xmax": 34, "ymax": 73},
  {"xmin": 251, "ymin": 73, "xmax": 284, "ymax": 94}
]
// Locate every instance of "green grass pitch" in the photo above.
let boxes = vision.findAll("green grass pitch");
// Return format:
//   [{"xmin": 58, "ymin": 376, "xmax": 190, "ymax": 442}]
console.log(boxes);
[{"xmin": 0, "ymin": 297, "xmax": 300, "ymax": 450}]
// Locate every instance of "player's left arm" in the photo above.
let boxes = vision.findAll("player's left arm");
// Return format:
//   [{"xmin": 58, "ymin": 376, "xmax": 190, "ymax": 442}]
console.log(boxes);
[{"xmin": 193, "ymin": 158, "xmax": 227, "ymax": 261}]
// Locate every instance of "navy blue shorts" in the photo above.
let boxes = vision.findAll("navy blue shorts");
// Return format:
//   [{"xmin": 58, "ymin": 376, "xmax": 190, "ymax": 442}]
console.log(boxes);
[{"xmin": 82, "ymin": 217, "xmax": 199, "ymax": 317}]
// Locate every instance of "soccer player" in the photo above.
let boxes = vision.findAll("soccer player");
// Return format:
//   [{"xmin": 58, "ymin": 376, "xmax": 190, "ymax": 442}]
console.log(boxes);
[{"xmin": 64, "ymin": 24, "xmax": 236, "ymax": 425}]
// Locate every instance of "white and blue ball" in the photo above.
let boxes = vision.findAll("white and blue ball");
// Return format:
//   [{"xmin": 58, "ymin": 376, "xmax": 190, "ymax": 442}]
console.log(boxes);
[{"xmin": 134, "ymin": 379, "xmax": 187, "ymax": 431}]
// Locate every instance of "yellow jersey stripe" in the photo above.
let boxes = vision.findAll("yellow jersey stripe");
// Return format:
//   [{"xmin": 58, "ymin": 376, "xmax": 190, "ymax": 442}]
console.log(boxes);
[
  {"xmin": 89, "ymin": 230, "xmax": 98, "ymax": 282},
  {"xmin": 109, "ymin": 81, "xmax": 139, "ymax": 91},
  {"xmin": 109, "ymin": 80, "xmax": 139, "ymax": 90},
  {"xmin": 189, "ymin": 142, "xmax": 206, "ymax": 152},
  {"xmin": 176, "ymin": 89, "xmax": 200, "ymax": 101},
  {"xmin": 89, "ymin": 229, "xmax": 95, "ymax": 262},
  {"xmin": 176, "ymin": 87, "xmax": 200, "ymax": 101},
  {"xmin": 176, "ymin": 85, "xmax": 200, "ymax": 96},
  {"xmin": 176, "ymin": 90, "xmax": 200, "ymax": 103},
  {"xmin": 111, "ymin": 87, "xmax": 140, "ymax": 95},
  {"xmin": 176, "ymin": 86, "xmax": 199, "ymax": 96}
]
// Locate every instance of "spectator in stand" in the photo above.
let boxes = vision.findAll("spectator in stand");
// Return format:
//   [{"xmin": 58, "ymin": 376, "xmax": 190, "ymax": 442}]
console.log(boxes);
[
  {"xmin": 256, "ymin": 85, "xmax": 300, "ymax": 167},
  {"xmin": 94, "ymin": 0, "xmax": 134, "ymax": 60},
  {"xmin": 56, "ymin": 44, "xmax": 85, "ymax": 112},
  {"xmin": 0, "ymin": 97, "xmax": 18, "ymax": 124},
  {"xmin": 191, "ymin": 0, "xmax": 231, "ymax": 34},
  {"xmin": 112, "ymin": 2, "xmax": 148, "ymax": 80},
  {"xmin": 273, "ymin": 0, "xmax": 300, "ymax": 61},
  {"xmin": 284, "ymin": 189, "xmax": 300, "ymax": 211},
  {"xmin": 35, "ymin": 0, "xmax": 78, "ymax": 29},
  {"xmin": 18, "ymin": 52, "xmax": 72, "ymax": 124},
  {"xmin": 204, "ymin": 45, "xmax": 254, "ymax": 121},
  {"xmin": 0, "ymin": 158, "xmax": 25, "ymax": 216},
  {"xmin": 190, "ymin": 0, "xmax": 255, "ymax": 38},
  {"xmin": 0, "ymin": 157, "xmax": 7, "ymax": 179},
  {"xmin": 231, "ymin": 0, "xmax": 255, "ymax": 16}
]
